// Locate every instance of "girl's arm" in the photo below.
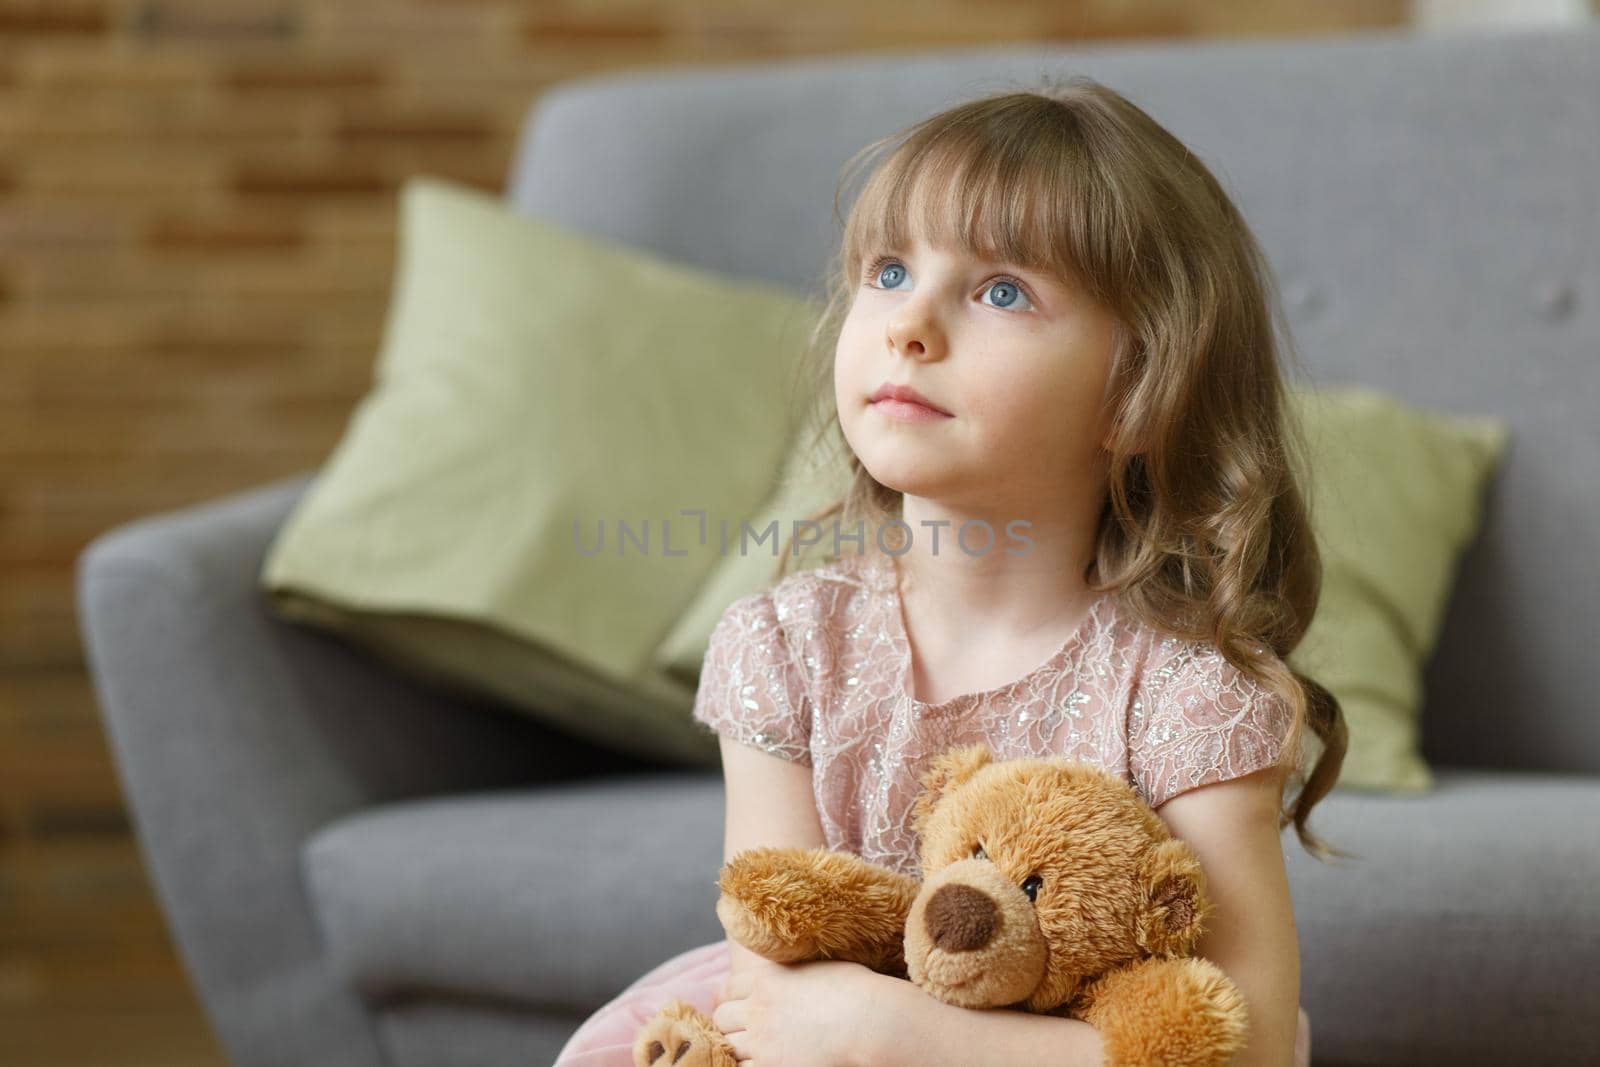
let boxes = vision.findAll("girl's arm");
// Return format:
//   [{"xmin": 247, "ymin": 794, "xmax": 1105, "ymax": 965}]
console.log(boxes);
[
  {"xmin": 726, "ymin": 937, "xmax": 770, "ymax": 974},
  {"xmin": 1153, "ymin": 763, "xmax": 1302, "ymax": 1067},
  {"xmin": 714, "ymin": 734, "xmax": 827, "ymax": 979},
  {"xmin": 855, "ymin": 978, "xmax": 1106, "ymax": 1067}
]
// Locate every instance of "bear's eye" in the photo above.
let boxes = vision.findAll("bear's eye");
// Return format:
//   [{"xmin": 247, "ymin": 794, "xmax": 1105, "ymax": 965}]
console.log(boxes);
[
  {"xmin": 972, "ymin": 843, "xmax": 987, "ymax": 861},
  {"xmin": 1021, "ymin": 875, "xmax": 1044, "ymax": 903}
]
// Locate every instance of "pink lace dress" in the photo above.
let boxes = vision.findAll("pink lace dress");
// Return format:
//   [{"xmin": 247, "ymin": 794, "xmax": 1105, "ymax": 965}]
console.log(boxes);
[{"xmin": 553, "ymin": 549, "xmax": 1312, "ymax": 1066}]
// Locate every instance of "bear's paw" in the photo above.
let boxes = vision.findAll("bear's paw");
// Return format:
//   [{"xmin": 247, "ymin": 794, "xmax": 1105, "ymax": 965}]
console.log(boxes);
[{"xmin": 632, "ymin": 1000, "xmax": 737, "ymax": 1067}]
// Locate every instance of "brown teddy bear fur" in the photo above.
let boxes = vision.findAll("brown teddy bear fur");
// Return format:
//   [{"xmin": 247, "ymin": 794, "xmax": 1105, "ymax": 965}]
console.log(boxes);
[{"xmin": 634, "ymin": 744, "xmax": 1248, "ymax": 1067}]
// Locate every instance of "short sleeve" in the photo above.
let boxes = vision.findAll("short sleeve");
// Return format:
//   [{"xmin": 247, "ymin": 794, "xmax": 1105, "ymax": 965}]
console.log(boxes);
[
  {"xmin": 691, "ymin": 591, "xmax": 814, "ymax": 767},
  {"xmin": 1128, "ymin": 637, "xmax": 1294, "ymax": 810}
]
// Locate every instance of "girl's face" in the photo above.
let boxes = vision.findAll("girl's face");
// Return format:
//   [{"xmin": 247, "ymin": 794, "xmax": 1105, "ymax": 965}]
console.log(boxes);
[{"xmin": 834, "ymin": 232, "xmax": 1121, "ymax": 511}]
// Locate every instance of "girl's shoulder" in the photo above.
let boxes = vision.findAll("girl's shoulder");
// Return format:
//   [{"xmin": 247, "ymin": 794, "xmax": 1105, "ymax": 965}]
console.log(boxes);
[
  {"xmin": 1134, "ymin": 626, "xmax": 1275, "ymax": 698},
  {"xmin": 1125, "ymin": 625, "xmax": 1299, "ymax": 809},
  {"xmin": 1082, "ymin": 588, "xmax": 1264, "ymax": 694},
  {"xmin": 759, "ymin": 549, "xmax": 887, "ymax": 637},
  {"xmin": 1127, "ymin": 624, "xmax": 1294, "ymax": 761},
  {"xmin": 698, "ymin": 553, "xmax": 884, "ymax": 714}
]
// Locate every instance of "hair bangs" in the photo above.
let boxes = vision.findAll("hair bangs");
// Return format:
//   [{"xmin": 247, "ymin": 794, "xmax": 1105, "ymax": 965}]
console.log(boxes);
[{"xmin": 839, "ymin": 110, "xmax": 1093, "ymax": 294}]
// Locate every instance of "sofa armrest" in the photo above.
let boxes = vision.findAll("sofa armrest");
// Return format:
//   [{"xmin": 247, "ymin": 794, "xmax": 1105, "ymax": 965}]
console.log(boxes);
[{"xmin": 75, "ymin": 471, "xmax": 659, "ymax": 1067}]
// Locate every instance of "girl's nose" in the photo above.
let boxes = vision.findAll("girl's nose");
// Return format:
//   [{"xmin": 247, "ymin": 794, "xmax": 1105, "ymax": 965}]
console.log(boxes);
[{"xmin": 886, "ymin": 314, "xmax": 944, "ymax": 362}]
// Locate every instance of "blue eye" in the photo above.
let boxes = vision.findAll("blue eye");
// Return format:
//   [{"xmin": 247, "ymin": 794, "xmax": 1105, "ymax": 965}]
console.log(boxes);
[
  {"xmin": 863, "ymin": 255, "xmax": 1035, "ymax": 312},
  {"xmin": 982, "ymin": 280, "xmax": 1030, "ymax": 311}
]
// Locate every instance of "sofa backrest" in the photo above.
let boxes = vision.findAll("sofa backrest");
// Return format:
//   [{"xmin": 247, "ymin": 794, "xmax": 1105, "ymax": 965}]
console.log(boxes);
[{"xmin": 504, "ymin": 27, "xmax": 1600, "ymax": 776}]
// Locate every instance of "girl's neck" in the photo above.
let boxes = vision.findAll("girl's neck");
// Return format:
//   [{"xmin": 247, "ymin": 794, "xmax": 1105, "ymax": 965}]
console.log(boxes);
[{"xmin": 886, "ymin": 492, "xmax": 1104, "ymax": 654}]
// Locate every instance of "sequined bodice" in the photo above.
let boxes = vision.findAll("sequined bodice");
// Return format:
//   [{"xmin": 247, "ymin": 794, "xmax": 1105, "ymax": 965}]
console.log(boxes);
[{"xmin": 691, "ymin": 549, "xmax": 1293, "ymax": 878}]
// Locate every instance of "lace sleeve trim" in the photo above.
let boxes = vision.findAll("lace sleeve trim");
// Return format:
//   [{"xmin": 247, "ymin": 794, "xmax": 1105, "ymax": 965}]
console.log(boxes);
[
  {"xmin": 1130, "ymin": 637, "xmax": 1292, "ymax": 810},
  {"xmin": 691, "ymin": 592, "xmax": 814, "ymax": 767}
]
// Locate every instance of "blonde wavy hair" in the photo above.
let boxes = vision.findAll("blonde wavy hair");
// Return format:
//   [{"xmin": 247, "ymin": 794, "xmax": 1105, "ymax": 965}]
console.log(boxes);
[{"xmin": 771, "ymin": 75, "xmax": 1351, "ymax": 863}]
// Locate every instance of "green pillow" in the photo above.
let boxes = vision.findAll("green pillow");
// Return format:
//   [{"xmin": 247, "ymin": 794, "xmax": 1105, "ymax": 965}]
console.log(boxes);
[
  {"xmin": 655, "ymin": 417, "xmax": 854, "ymax": 687},
  {"xmin": 654, "ymin": 385, "xmax": 1508, "ymax": 794},
  {"xmin": 1284, "ymin": 386, "xmax": 1507, "ymax": 792},
  {"xmin": 260, "ymin": 175, "xmax": 818, "ymax": 766}
]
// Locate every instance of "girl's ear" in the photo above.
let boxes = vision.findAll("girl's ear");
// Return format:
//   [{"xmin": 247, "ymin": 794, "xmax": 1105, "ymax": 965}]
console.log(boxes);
[
  {"xmin": 910, "ymin": 745, "xmax": 993, "ymax": 840},
  {"xmin": 1134, "ymin": 839, "xmax": 1213, "ymax": 958}
]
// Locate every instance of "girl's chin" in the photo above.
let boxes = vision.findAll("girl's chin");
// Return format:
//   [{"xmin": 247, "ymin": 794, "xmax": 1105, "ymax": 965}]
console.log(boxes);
[
  {"xmin": 862, "ymin": 466, "xmax": 959, "ymax": 501},
  {"xmin": 845, "ymin": 428, "xmax": 961, "ymax": 485}
]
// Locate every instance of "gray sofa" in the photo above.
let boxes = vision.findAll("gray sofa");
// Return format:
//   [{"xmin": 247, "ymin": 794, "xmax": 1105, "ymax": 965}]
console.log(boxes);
[{"xmin": 76, "ymin": 26, "xmax": 1600, "ymax": 1067}]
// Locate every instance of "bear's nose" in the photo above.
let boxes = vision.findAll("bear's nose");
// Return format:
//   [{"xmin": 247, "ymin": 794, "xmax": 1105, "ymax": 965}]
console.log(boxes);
[{"xmin": 924, "ymin": 883, "xmax": 999, "ymax": 952}]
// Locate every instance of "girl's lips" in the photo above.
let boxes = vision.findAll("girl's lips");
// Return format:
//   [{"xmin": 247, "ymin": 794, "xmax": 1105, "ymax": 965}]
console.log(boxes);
[{"xmin": 871, "ymin": 398, "xmax": 955, "ymax": 423}]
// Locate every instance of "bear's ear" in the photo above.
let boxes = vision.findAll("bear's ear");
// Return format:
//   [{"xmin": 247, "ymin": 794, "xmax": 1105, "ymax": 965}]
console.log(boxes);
[
  {"xmin": 910, "ymin": 745, "xmax": 993, "ymax": 842},
  {"xmin": 1134, "ymin": 838, "xmax": 1212, "ymax": 958}
]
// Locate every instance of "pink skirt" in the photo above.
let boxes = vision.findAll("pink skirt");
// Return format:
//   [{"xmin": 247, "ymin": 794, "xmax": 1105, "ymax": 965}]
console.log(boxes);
[{"xmin": 552, "ymin": 939, "xmax": 1312, "ymax": 1066}]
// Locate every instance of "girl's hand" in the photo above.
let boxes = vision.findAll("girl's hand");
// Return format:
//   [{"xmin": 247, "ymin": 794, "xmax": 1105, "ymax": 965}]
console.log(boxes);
[{"xmin": 711, "ymin": 957, "xmax": 880, "ymax": 1067}]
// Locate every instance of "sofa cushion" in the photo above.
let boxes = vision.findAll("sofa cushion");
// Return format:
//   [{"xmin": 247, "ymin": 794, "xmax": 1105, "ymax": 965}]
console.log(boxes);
[
  {"xmin": 374, "ymin": 1000, "xmax": 584, "ymax": 1067},
  {"xmin": 1285, "ymin": 769, "xmax": 1600, "ymax": 1065},
  {"xmin": 260, "ymin": 174, "xmax": 818, "ymax": 768},
  {"xmin": 301, "ymin": 773, "xmax": 725, "ymax": 1010},
  {"xmin": 303, "ymin": 767, "xmax": 1600, "ymax": 1067}
]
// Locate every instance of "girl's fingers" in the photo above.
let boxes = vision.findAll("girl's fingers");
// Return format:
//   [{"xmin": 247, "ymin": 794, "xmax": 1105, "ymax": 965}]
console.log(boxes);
[
  {"xmin": 712, "ymin": 997, "xmax": 746, "ymax": 1034},
  {"xmin": 724, "ymin": 1028, "xmax": 753, "ymax": 1063},
  {"xmin": 722, "ymin": 969, "xmax": 754, "ymax": 999}
]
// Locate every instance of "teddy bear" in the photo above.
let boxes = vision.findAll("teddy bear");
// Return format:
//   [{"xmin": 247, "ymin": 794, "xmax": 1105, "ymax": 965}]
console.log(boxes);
[{"xmin": 633, "ymin": 744, "xmax": 1249, "ymax": 1067}]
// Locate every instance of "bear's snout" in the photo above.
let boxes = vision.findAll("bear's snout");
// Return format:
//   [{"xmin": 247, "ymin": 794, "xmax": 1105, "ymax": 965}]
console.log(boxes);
[
  {"xmin": 905, "ymin": 859, "xmax": 1050, "ymax": 1009},
  {"xmin": 924, "ymin": 882, "xmax": 999, "ymax": 952}
]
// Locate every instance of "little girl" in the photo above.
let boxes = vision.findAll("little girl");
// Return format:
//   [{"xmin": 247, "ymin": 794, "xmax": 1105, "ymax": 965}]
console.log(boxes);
[{"xmin": 554, "ymin": 75, "xmax": 1347, "ymax": 1067}]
